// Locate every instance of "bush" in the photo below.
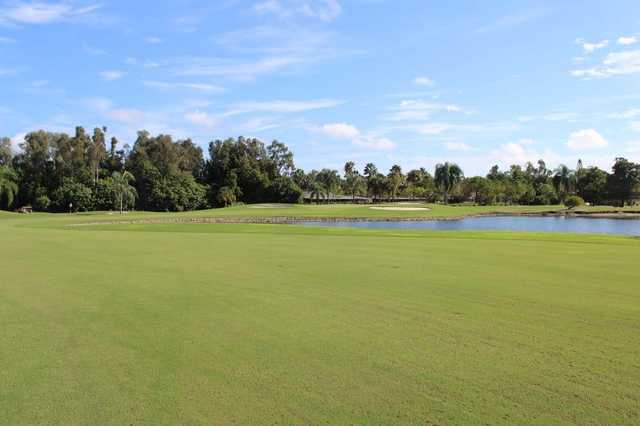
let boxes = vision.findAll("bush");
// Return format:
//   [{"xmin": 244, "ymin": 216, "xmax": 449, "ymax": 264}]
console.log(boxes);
[
  {"xmin": 33, "ymin": 195, "xmax": 51, "ymax": 211},
  {"xmin": 51, "ymin": 179, "xmax": 94, "ymax": 212},
  {"xmin": 267, "ymin": 177, "xmax": 303, "ymax": 203},
  {"xmin": 565, "ymin": 195, "xmax": 585, "ymax": 209}
]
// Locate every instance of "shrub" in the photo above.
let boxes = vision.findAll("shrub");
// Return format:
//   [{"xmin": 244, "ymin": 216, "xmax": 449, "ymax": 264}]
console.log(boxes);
[
  {"xmin": 33, "ymin": 195, "xmax": 51, "ymax": 211},
  {"xmin": 564, "ymin": 195, "xmax": 585, "ymax": 209}
]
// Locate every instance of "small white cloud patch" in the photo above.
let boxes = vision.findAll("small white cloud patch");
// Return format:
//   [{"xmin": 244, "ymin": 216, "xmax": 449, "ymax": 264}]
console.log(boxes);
[
  {"xmin": 99, "ymin": 71, "xmax": 125, "ymax": 81},
  {"xmin": 413, "ymin": 76, "xmax": 434, "ymax": 86},
  {"xmin": 567, "ymin": 129, "xmax": 608, "ymax": 150},
  {"xmin": 618, "ymin": 36, "xmax": 637, "ymax": 46}
]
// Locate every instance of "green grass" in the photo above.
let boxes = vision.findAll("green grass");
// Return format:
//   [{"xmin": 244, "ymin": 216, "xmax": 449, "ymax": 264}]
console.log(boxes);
[{"xmin": 1, "ymin": 208, "xmax": 639, "ymax": 424}]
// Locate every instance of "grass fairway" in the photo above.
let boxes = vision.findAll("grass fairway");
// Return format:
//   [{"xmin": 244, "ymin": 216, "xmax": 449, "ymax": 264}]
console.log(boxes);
[{"xmin": 1, "ymin": 210, "xmax": 639, "ymax": 424}]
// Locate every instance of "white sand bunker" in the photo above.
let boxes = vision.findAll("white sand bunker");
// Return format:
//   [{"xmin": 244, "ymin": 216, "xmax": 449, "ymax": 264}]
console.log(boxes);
[
  {"xmin": 370, "ymin": 206, "xmax": 431, "ymax": 211},
  {"xmin": 248, "ymin": 203, "xmax": 291, "ymax": 209}
]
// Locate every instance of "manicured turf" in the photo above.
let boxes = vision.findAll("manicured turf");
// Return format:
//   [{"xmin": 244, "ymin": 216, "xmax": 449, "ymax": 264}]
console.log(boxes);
[{"xmin": 1, "ymin": 208, "xmax": 639, "ymax": 424}]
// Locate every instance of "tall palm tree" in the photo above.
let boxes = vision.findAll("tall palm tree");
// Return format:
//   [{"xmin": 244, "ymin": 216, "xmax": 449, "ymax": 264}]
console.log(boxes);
[
  {"xmin": 0, "ymin": 166, "xmax": 18, "ymax": 210},
  {"xmin": 434, "ymin": 162, "xmax": 463, "ymax": 204},
  {"xmin": 553, "ymin": 165, "xmax": 574, "ymax": 203},
  {"xmin": 112, "ymin": 171, "xmax": 137, "ymax": 213},
  {"xmin": 309, "ymin": 182, "xmax": 324, "ymax": 203}
]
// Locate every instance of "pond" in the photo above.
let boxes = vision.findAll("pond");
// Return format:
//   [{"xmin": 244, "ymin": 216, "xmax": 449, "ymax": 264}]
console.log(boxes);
[{"xmin": 302, "ymin": 216, "xmax": 640, "ymax": 236}]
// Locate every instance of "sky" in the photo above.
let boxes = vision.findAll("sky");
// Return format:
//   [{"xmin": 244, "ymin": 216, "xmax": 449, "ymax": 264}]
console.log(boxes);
[{"xmin": 1, "ymin": 0, "xmax": 640, "ymax": 175}]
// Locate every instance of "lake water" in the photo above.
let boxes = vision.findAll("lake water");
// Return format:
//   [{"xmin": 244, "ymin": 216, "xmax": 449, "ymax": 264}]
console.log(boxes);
[{"xmin": 302, "ymin": 216, "xmax": 640, "ymax": 236}]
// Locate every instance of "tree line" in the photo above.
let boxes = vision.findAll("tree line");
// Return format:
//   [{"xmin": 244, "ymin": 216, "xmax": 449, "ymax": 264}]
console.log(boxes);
[{"xmin": 1, "ymin": 127, "xmax": 639, "ymax": 212}]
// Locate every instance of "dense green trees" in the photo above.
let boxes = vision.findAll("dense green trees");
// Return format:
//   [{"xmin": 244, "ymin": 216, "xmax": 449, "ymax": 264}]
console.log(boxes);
[{"xmin": 1, "ymin": 127, "xmax": 639, "ymax": 212}]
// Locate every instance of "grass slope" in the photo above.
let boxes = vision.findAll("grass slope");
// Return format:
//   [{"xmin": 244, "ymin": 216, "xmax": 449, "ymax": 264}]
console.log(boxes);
[{"xmin": 1, "ymin": 213, "xmax": 639, "ymax": 424}]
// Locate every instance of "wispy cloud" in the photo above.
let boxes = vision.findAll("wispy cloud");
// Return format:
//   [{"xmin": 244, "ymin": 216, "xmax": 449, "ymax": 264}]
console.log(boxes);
[
  {"xmin": 143, "ymin": 80, "xmax": 225, "ymax": 94},
  {"xmin": 99, "ymin": 70, "xmax": 124, "ymax": 81},
  {"xmin": 105, "ymin": 108, "xmax": 145, "ymax": 124},
  {"xmin": 607, "ymin": 108, "xmax": 640, "ymax": 119},
  {"xmin": 413, "ymin": 76, "xmax": 434, "ymax": 86},
  {"xmin": 174, "ymin": 56, "xmax": 307, "ymax": 81},
  {"xmin": 385, "ymin": 100, "xmax": 466, "ymax": 122},
  {"xmin": 0, "ymin": 35, "xmax": 16, "ymax": 43},
  {"xmin": 254, "ymin": 0, "xmax": 342, "ymax": 22},
  {"xmin": 444, "ymin": 142, "xmax": 472, "ymax": 152},
  {"xmin": 571, "ymin": 50, "xmax": 640, "ymax": 78},
  {"xmin": 184, "ymin": 110, "xmax": 219, "ymax": 129},
  {"xmin": 576, "ymin": 38, "xmax": 608, "ymax": 53},
  {"xmin": 0, "ymin": 1, "xmax": 102, "ymax": 25},
  {"xmin": 223, "ymin": 99, "xmax": 344, "ymax": 116},
  {"xmin": 518, "ymin": 111, "xmax": 579, "ymax": 122},
  {"xmin": 145, "ymin": 36, "xmax": 163, "ymax": 44},
  {"xmin": 476, "ymin": 8, "xmax": 550, "ymax": 33}
]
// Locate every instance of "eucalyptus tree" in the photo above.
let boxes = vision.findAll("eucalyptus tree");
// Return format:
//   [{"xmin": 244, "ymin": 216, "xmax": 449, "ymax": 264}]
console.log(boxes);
[
  {"xmin": 87, "ymin": 127, "xmax": 108, "ymax": 186},
  {"xmin": 434, "ymin": 162, "xmax": 464, "ymax": 204},
  {"xmin": 0, "ymin": 137, "xmax": 12, "ymax": 166}
]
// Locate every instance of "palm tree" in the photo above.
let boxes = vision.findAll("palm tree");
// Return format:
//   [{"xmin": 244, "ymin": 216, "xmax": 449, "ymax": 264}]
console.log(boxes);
[
  {"xmin": 387, "ymin": 165, "xmax": 404, "ymax": 201},
  {"xmin": 0, "ymin": 166, "xmax": 18, "ymax": 210},
  {"xmin": 309, "ymin": 182, "xmax": 324, "ymax": 203},
  {"xmin": 316, "ymin": 169, "xmax": 340, "ymax": 202},
  {"xmin": 434, "ymin": 162, "xmax": 463, "ymax": 204},
  {"xmin": 553, "ymin": 165, "xmax": 574, "ymax": 203},
  {"xmin": 112, "ymin": 171, "xmax": 137, "ymax": 213}
]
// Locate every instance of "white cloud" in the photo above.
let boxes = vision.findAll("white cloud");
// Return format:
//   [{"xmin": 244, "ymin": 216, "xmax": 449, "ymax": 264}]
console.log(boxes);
[
  {"xmin": 577, "ymin": 39, "xmax": 608, "ymax": 53},
  {"xmin": 444, "ymin": 142, "xmax": 472, "ymax": 152},
  {"xmin": 476, "ymin": 8, "xmax": 549, "ymax": 33},
  {"xmin": 86, "ymin": 97, "xmax": 113, "ymax": 111},
  {"xmin": 608, "ymin": 108, "xmax": 640, "ymax": 119},
  {"xmin": 0, "ymin": 1, "xmax": 101, "ymax": 25},
  {"xmin": 631, "ymin": 122, "xmax": 640, "ymax": 132},
  {"xmin": 321, "ymin": 122, "xmax": 360, "ymax": 139},
  {"xmin": 184, "ymin": 110, "xmax": 219, "ymax": 129},
  {"xmin": 618, "ymin": 36, "xmax": 637, "ymax": 46},
  {"xmin": 567, "ymin": 129, "xmax": 608, "ymax": 150},
  {"xmin": 143, "ymin": 80, "xmax": 225, "ymax": 93},
  {"xmin": 224, "ymin": 99, "xmax": 343, "ymax": 116},
  {"xmin": 413, "ymin": 76, "xmax": 434, "ymax": 86},
  {"xmin": 386, "ymin": 100, "xmax": 465, "ymax": 121},
  {"xmin": 145, "ymin": 36, "xmax": 163, "ymax": 44},
  {"xmin": 254, "ymin": 0, "xmax": 342, "ymax": 22},
  {"xmin": 99, "ymin": 70, "xmax": 125, "ymax": 81},
  {"xmin": 176, "ymin": 56, "xmax": 304, "ymax": 81},
  {"xmin": 518, "ymin": 111, "xmax": 579, "ymax": 122},
  {"xmin": 319, "ymin": 122, "xmax": 395, "ymax": 150},
  {"xmin": 104, "ymin": 109, "xmax": 145, "ymax": 124},
  {"xmin": 0, "ymin": 36, "xmax": 16, "ymax": 43},
  {"xmin": 490, "ymin": 140, "xmax": 558, "ymax": 168},
  {"xmin": 0, "ymin": 67, "xmax": 20, "ymax": 76},
  {"xmin": 571, "ymin": 50, "xmax": 640, "ymax": 78}
]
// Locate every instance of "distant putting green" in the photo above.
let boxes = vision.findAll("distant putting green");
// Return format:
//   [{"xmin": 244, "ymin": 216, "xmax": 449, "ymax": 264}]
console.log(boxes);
[{"xmin": 1, "ymin": 206, "xmax": 639, "ymax": 424}]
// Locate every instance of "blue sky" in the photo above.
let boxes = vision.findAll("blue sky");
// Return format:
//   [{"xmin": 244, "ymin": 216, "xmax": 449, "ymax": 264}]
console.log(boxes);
[{"xmin": 1, "ymin": 0, "xmax": 640, "ymax": 175}]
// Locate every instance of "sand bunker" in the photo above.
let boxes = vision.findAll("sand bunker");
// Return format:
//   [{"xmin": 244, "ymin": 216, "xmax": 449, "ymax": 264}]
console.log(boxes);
[{"xmin": 370, "ymin": 206, "xmax": 431, "ymax": 211}]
